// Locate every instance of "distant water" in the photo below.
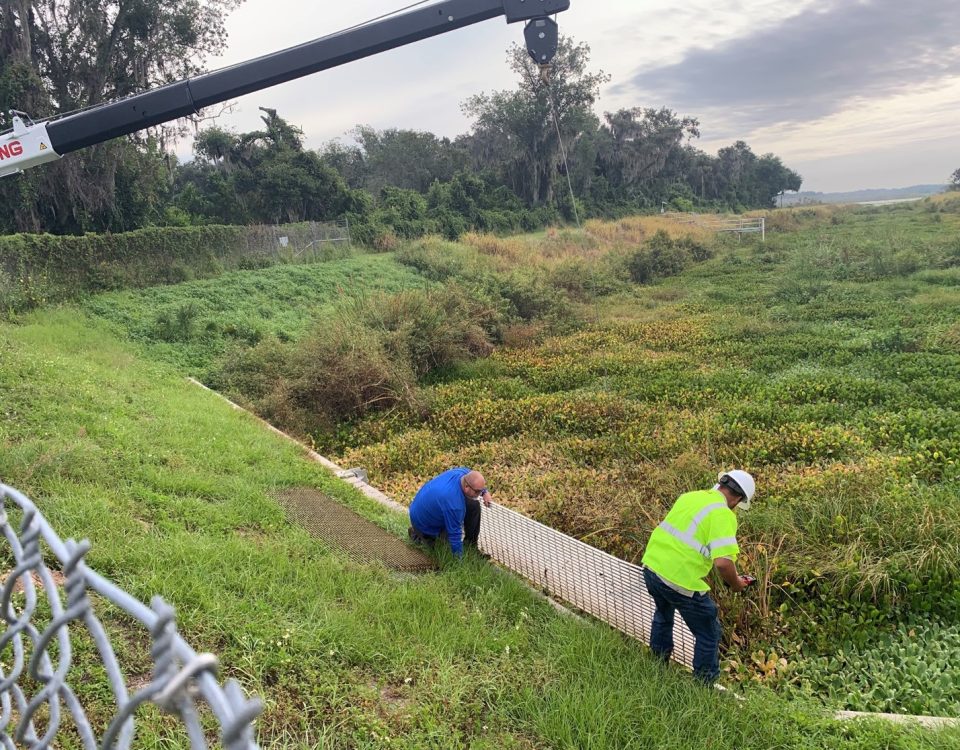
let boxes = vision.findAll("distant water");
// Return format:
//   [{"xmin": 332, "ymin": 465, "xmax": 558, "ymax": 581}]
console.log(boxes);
[{"xmin": 856, "ymin": 197, "xmax": 926, "ymax": 206}]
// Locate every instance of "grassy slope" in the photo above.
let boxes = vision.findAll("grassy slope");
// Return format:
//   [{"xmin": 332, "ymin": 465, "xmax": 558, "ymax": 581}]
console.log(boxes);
[
  {"xmin": 81, "ymin": 252, "xmax": 430, "ymax": 374},
  {"xmin": 2, "ymin": 310, "xmax": 955, "ymax": 747},
  {"xmin": 333, "ymin": 204, "xmax": 960, "ymax": 713},
  {"xmin": 69, "ymin": 205, "xmax": 960, "ymax": 715}
]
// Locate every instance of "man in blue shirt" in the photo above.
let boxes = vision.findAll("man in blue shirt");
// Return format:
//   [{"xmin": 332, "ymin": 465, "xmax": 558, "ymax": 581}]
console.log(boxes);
[{"xmin": 408, "ymin": 467, "xmax": 492, "ymax": 557}]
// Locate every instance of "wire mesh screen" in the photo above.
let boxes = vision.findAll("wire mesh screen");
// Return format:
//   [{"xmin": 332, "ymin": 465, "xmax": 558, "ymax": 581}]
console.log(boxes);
[
  {"xmin": 0, "ymin": 483, "xmax": 262, "ymax": 750},
  {"xmin": 477, "ymin": 502, "xmax": 695, "ymax": 668},
  {"xmin": 273, "ymin": 488, "xmax": 435, "ymax": 573},
  {"xmin": 239, "ymin": 220, "xmax": 353, "ymax": 264}
]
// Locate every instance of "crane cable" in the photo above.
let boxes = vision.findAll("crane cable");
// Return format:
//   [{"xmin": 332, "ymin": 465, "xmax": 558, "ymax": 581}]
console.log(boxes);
[{"xmin": 541, "ymin": 65, "xmax": 581, "ymax": 230}]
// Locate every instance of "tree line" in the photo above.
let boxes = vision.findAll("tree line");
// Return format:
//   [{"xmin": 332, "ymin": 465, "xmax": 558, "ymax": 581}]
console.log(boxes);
[{"xmin": 1, "ymin": 3, "xmax": 802, "ymax": 238}]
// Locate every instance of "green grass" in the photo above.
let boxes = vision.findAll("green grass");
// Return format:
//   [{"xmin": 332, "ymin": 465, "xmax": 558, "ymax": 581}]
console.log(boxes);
[
  {"xmin": 3, "ymin": 310, "xmax": 957, "ymax": 747},
  {"xmin": 80, "ymin": 252, "xmax": 430, "ymax": 375},
  {"xmin": 327, "ymin": 204, "xmax": 960, "ymax": 714}
]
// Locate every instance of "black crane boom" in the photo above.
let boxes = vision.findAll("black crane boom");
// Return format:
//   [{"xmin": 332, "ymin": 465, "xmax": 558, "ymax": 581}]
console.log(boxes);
[{"xmin": 1, "ymin": 0, "xmax": 570, "ymax": 176}]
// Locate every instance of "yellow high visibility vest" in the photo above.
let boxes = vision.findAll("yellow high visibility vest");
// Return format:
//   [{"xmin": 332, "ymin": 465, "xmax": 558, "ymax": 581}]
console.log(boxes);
[{"xmin": 641, "ymin": 489, "xmax": 739, "ymax": 592}]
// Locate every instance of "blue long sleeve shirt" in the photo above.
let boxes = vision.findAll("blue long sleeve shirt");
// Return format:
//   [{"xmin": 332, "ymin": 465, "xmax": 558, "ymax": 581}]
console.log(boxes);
[{"xmin": 409, "ymin": 467, "xmax": 470, "ymax": 556}]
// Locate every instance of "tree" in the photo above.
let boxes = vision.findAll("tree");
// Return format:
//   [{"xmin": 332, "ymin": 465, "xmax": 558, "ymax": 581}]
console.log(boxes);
[
  {"xmin": 0, "ymin": 0, "xmax": 242, "ymax": 233},
  {"xmin": 950, "ymin": 168, "xmax": 960, "ymax": 191},
  {"xmin": 594, "ymin": 107, "xmax": 700, "ymax": 207},
  {"xmin": 178, "ymin": 110, "xmax": 365, "ymax": 225},
  {"xmin": 462, "ymin": 37, "xmax": 609, "ymax": 207},
  {"xmin": 318, "ymin": 139, "xmax": 367, "ymax": 189},
  {"xmin": 347, "ymin": 126, "xmax": 468, "ymax": 194},
  {"xmin": 194, "ymin": 127, "xmax": 241, "ymax": 171},
  {"xmin": 751, "ymin": 154, "xmax": 802, "ymax": 207}
]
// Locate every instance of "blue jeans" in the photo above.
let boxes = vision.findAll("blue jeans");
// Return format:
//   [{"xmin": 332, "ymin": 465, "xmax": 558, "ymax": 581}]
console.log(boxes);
[{"xmin": 642, "ymin": 567, "xmax": 721, "ymax": 684}]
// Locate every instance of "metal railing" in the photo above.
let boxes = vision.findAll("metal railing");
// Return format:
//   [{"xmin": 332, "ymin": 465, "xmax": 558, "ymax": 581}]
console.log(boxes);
[
  {"xmin": 291, "ymin": 219, "xmax": 353, "ymax": 259},
  {"xmin": 244, "ymin": 219, "xmax": 352, "ymax": 263},
  {"xmin": 665, "ymin": 212, "xmax": 765, "ymax": 241},
  {"xmin": 478, "ymin": 502, "xmax": 696, "ymax": 668},
  {"xmin": 0, "ymin": 483, "xmax": 262, "ymax": 750}
]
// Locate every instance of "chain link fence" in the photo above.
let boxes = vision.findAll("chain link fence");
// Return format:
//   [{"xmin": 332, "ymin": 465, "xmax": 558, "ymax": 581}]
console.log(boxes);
[
  {"xmin": 235, "ymin": 220, "xmax": 353, "ymax": 266},
  {"xmin": 0, "ymin": 482, "xmax": 261, "ymax": 750}
]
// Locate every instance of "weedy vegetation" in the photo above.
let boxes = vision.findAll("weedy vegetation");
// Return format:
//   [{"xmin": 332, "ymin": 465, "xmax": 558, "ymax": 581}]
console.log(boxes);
[{"xmin": 3, "ymin": 207, "xmax": 960, "ymax": 745}]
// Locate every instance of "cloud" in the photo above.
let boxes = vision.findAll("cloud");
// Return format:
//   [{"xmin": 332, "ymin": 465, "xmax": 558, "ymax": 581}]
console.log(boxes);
[{"xmin": 617, "ymin": 0, "xmax": 960, "ymax": 134}]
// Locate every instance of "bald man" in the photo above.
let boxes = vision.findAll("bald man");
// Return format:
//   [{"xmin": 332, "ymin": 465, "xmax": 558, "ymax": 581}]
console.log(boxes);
[{"xmin": 408, "ymin": 467, "xmax": 492, "ymax": 557}]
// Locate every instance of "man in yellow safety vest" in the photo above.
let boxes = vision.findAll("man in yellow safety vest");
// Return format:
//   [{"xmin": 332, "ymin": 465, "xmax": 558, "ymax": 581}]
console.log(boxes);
[{"xmin": 641, "ymin": 470, "xmax": 756, "ymax": 684}]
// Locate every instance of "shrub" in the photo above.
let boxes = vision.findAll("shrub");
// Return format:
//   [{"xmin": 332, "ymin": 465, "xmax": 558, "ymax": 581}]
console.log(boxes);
[
  {"xmin": 499, "ymin": 270, "xmax": 566, "ymax": 321},
  {"xmin": 373, "ymin": 230, "xmax": 401, "ymax": 253},
  {"xmin": 430, "ymin": 207, "xmax": 470, "ymax": 240},
  {"xmin": 210, "ymin": 336, "xmax": 294, "ymax": 404},
  {"xmin": 209, "ymin": 283, "xmax": 501, "ymax": 439},
  {"xmin": 154, "ymin": 302, "xmax": 201, "ymax": 342},
  {"xmin": 289, "ymin": 318, "xmax": 421, "ymax": 432},
  {"xmin": 625, "ymin": 230, "xmax": 697, "ymax": 283},
  {"xmin": 0, "ymin": 267, "xmax": 52, "ymax": 313},
  {"xmin": 547, "ymin": 257, "xmax": 624, "ymax": 301},
  {"xmin": 347, "ymin": 220, "xmax": 387, "ymax": 248},
  {"xmin": 373, "ymin": 186, "xmax": 437, "ymax": 239},
  {"xmin": 358, "ymin": 285, "xmax": 496, "ymax": 378},
  {"xmin": 395, "ymin": 237, "xmax": 478, "ymax": 281},
  {"xmin": 521, "ymin": 205, "xmax": 560, "ymax": 232}
]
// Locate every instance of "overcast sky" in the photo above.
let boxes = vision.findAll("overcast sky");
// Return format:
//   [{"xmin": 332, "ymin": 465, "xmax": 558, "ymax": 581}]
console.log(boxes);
[{"xmin": 185, "ymin": 0, "xmax": 960, "ymax": 193}]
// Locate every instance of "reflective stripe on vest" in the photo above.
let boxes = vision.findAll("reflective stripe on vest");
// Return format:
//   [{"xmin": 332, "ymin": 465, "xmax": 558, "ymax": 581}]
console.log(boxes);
[{"xmin": 657, "ymin": 501, "xmax": 728, "ymax": 559}]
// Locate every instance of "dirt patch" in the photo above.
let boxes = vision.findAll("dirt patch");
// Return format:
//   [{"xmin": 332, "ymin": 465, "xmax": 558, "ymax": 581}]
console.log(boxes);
[
  {"xmin": 379, "ymin": 684, "xmax": 412, "ymax": 709},
  {"xmin": 271, "ymin": 487, "xmax": 435, "ymax": 573},
  {"xmin": 2, "ymin": 569, "xmax": 67, "ymax": 593}
]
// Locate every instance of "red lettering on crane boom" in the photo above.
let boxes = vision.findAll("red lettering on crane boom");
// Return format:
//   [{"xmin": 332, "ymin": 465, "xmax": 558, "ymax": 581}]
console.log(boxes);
[{"xmin": 0, "ymin": 141, "xmax": 25, "ymax": 160}]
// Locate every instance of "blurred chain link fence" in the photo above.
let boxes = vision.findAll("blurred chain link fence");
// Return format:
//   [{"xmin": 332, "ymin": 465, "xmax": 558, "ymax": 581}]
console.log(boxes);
[{"xmin": 0, "ymin": 483, "xmax": 262, "ymax": 750}]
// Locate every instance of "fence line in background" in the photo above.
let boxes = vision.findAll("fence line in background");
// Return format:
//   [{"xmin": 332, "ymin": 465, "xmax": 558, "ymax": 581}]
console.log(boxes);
[
  {"xmin": 665, "ymin": 212, "xmax": 765, "ymax": 241},
  {"xmin": 0, "ymin": 483, "xmax": 262, "ymax": 750},
  {"xmin": 240, "ymin": 219, "xmax": 352, "ymax": 263}
]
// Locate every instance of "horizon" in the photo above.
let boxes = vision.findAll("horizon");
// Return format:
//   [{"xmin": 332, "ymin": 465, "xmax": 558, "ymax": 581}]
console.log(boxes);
[{"xmin": 793, "ymin": 183, "xmax": 947, "ymax": 194}]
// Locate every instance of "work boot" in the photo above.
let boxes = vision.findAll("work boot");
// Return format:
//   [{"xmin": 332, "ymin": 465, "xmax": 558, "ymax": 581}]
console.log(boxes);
[
  {"xmin": 465, "ymin": 541, "xmax": 490, "ymax": 560},
  {"xmin": 408, "ymin": 526, "xmax": 432, "ymax": 546}
]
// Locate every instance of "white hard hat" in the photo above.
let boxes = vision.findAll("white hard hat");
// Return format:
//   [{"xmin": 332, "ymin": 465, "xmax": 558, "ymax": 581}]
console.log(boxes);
[{"xmin": 716, "ymin": 470, "xmax": 756, "ymax": 509}]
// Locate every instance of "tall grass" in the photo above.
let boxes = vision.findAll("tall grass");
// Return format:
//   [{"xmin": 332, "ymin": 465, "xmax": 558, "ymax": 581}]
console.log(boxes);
[
  {"xmin": 6, "ymin": 309, "xmax": 956, "ymax": 746},
  {"xmin": 334, "ymin": 203, "xmax": 960, "ymax": 714}
]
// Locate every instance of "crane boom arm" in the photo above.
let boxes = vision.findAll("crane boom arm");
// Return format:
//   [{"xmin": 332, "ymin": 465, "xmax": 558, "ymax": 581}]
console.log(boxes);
[{"xmin": 0, "ymin": 0, "xmax": 570, "ymax": 178}]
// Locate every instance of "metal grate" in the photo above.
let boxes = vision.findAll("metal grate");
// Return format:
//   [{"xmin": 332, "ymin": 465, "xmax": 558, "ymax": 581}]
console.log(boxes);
[
  {"xmin": 273, "ymin": 488, "xmax": 435, "ymax": 573},
  {"xmin": 0, "ymin": 482, "xmax": 261, "ymax": 750},
  {"xmin": 478, "ymin": 502, "xmax": 695, "ymax": 668}
]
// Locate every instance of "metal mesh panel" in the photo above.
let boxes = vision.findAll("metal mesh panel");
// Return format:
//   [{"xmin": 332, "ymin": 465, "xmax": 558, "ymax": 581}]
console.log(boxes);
[
  {"xmin": 273, "ymin": 488, "xmax": 435, "ymax": 573},
  {"xmin": 0, "ymin": 483, "xmax": 262, "ymax": 750},
  {"xmin": 478, "ymin": 502, "xmax": 695, "ymax": 668}
]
